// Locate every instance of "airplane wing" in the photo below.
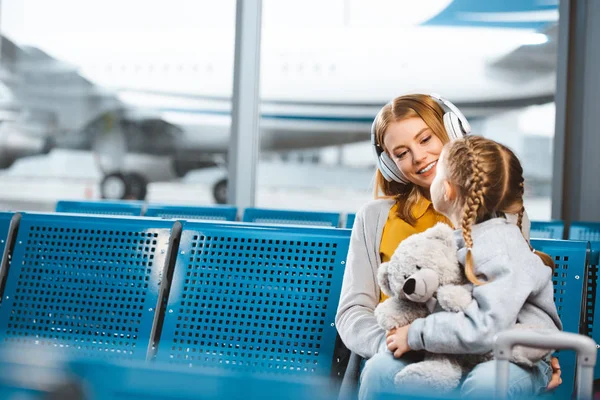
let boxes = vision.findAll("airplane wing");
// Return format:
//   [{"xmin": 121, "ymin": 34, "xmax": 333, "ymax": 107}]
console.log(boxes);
[
  {"xmin": 422, "ymin": 0, "xmax": 558, "ymax": 30},
  {"xmin": 487, "ymin": 24, "xmax": 558, "ymax": 81}
]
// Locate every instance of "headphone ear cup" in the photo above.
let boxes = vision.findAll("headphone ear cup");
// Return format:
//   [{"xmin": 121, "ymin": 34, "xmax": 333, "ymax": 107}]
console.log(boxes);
[
  {"xmin": 379, "ymin": 152, "xmax": 408, "ymax": 184},
  {"xmin": 432, "ymin": 93, "xmax": 471, "ymax": 135},
  {"xmin": 444, "ymin": 112, "xmax": 465, "ymax": 141},
  {"xmin": 376, "ymin": 155, "xmax": 393, "ymax": 182}
]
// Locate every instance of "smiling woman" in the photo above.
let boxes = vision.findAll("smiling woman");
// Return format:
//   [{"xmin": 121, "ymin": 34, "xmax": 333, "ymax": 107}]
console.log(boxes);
[{"xmin": 335, "ymin": 93, "xmax": 561, "ymax": 400}]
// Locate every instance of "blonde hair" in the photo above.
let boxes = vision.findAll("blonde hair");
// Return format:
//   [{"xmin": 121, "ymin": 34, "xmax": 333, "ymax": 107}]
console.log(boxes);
[
  {"xmin": 443, "ymin": 136, "xmax": 554, "ymax": 285},
  {"xmin": 373, "ymin": 94, "xmax": 451, "ymax": 225}
]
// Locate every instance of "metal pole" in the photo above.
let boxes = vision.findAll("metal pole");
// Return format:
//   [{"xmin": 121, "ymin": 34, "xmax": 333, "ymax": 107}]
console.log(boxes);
[
  {"xmin": 551, "ymin": 0, "xmax": 571, "ymax": 221},
  {"xmin": 227, "ymin": 0, "xmax": 262, "ymax": 209},
  {"xmin": 553, "ymin": 0, "xmax": 600, "ymax": 223},
  {"xmin": 494, "ymin": 359, "xmax": 510, "ymax": 400}
]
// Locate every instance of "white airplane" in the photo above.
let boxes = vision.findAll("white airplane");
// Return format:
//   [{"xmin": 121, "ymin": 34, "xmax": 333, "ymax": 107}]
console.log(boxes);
[{"xmin": 0, "ymin": 0, "xmax": 558, "ymax": 203}]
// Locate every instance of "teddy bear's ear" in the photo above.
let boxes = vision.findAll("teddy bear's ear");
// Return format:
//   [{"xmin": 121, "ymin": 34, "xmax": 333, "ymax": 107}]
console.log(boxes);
[
  {"xmin": 422, "ymin": 223, "xmax": 456, "ymax": 249},
  {"xmin": 377, "ymin": 262, "xmax": 394, "ymax": 297}
]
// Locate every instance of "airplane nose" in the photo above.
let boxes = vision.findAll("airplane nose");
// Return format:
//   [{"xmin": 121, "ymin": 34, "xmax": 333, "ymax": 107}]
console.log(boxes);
[
  {"xmin": 403, "ymin": 278, "xmax": 416, "ymax": 295},
  {"xmin": 0, "ymin": 123, "xmax": 48, "ymax": 169}
]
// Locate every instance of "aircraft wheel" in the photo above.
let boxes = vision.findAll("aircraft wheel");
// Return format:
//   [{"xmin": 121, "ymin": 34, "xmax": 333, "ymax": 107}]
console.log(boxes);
[
  {"xmin": 100, "ymin": 172, "xmax": 148, "ymax": 200},
  {"xmin": 212, "ymin": 178, "xmax": 228, "ymax": 204},
  {"xmin": 125, "ymin": 173, "xmax": 148, "ymax": 200},
  {"xmin": 100, "ymin": 172, "xmax": 129, "ymax": 200}
]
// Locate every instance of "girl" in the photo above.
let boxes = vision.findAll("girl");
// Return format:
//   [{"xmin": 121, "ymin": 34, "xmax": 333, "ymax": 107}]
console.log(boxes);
[
  {"xmin": 387, "ymin": 135, "xmax": 562, "ymax": 398},
  {"xmin": 334, "ymin": 94, "xmax": 561, "ymax": 400}
]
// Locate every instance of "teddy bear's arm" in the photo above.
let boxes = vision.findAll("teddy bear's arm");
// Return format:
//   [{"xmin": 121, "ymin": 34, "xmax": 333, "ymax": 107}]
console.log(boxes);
[
  {"xmin": 437, "ymin": 284, "xmax": 474, "ymax": 313},
  {"xmin": 374, "ymin": 297, "xmax": 429, "ymax": 331},
  {"xmin": 508, "ymin": 323, "xmax": 553, "ymax": 367}
]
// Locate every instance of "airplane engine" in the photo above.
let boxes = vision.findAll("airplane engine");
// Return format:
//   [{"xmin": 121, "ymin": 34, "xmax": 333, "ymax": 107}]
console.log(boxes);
[{"xmin": 0, "ymin": 121, "xmax": 51, "ymax": 169}]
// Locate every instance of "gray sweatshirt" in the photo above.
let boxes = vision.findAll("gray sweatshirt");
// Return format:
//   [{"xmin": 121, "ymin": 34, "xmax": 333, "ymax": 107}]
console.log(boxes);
[
  {"xmin": 335, "ymin": 199, "xmax": 539, "ymax": 359},
  {"xmin": 408, "ymin": 217, "xmax": 562, "ymax": 354}
]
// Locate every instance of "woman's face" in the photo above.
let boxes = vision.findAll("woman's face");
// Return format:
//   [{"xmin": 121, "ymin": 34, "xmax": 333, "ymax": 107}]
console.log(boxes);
[{"xmin": 382, "ymin": 117, "xmax": 444, "ymax": 189}]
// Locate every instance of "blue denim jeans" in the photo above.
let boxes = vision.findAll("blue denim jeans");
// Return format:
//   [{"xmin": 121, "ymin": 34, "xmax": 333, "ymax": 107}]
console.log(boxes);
[{"xmin": 358, "ymin": 351, "xmax": 552, "ymax": 400}]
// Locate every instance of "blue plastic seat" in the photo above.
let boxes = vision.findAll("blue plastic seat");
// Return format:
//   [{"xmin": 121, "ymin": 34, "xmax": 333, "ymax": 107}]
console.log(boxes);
[
  {"xmin": 530, "ymin": 239, "xmax": 589, "ymax": 399},
  {"xmin": 155, "ymin": 220, "xmax": 350, "ymax": 375},
  {"xmin": 569, "ymin": 222, "xmax": 600, "ymax": 241},
  {"xmin": 144, "ymin": 204, "xmax": 237, "ymax": 221},
  {"xmin": 242, "ymin": 208, "xmax": 340, "ymax": 227},
  {"xmin": 530, "ymin": 220, "xmax": 564, "ymax": 239},
  {"xmin": 581, "ymin": 240, "xmax": 600, "ymax": 380},
  {"xmin": 0, "ymin": 212, "xmax": 179, "ymax": 361},
  {"xmin": 56, "ymin": 200, "xmax": 144, "ymax": 216},
  {"xmin": 0, "ymin": 354, "xmax": 340, "ymax": 400},
  {"xmin": 345, "ymin": 213, "xmax": 356, "ymax": 229}
]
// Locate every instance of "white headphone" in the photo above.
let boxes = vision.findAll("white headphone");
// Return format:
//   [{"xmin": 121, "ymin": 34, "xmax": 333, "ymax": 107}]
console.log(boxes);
[{"xmin": 372, "ymin": 93, "xmax": 472, "ymax": 184}]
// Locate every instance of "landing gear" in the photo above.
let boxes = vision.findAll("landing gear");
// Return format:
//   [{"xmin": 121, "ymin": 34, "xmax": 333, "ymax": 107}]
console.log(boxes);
[
  {"xmin": 212, "ymin": 178, "xmax": 228, "ymax": 204},
  {"xmin": 100, "ymin": 172, "xmax": 148, "ymax": 200},
  {"xmin": 100, "ymin": 172, "xmax": 128, "ymax": 200},
  {"xmin": 125, "ymin": 173, "xmax": 148, "ymax": 200}
]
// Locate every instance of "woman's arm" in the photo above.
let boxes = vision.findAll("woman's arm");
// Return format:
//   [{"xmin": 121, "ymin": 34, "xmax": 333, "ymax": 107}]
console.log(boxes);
[{"xmin": 335, "ymin": 207, "xmax": 386, "ymax": 359}]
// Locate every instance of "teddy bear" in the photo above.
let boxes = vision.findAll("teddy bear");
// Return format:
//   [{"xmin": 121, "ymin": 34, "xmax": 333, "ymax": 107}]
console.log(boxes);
[{"xmin": 374, "ymin": 222, "xmax": 549, "ymax": 392}]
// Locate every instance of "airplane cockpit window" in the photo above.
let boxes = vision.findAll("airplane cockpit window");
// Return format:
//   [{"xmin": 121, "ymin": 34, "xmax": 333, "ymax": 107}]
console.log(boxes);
[{"xmin": 0, "ymin": 0, "xmax": 558, "ymax": 220}]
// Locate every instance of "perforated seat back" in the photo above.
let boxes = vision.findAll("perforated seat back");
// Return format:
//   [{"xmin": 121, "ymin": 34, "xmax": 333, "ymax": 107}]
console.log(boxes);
[
  {"xmin": 0, "ymin": 213, "xmax": 178, "ymax": 361},
  {"xmin": 570, "ymin": 222, "xmax": 600, "ymax": 241},
  {"xmin": 530, "ymin": 239, "xmax": 588, "ymax": 399},
  {"xmin": 145, "ymin": 205, "xmax": 237, "ymax": 222},
  {"xmin": 56, "ymin": 200, "xmax": 143, "ymax": 216},
  {"xmin": 530, "ymin": 220, "xmax": 564, "ymax": 239},
  {"xmin": 156, "ymin": 221, "xmax": 350, "ymax": 375},
  {"xmin": 242, "ymin": 208, "xmax": 340, "ymax": 227}
]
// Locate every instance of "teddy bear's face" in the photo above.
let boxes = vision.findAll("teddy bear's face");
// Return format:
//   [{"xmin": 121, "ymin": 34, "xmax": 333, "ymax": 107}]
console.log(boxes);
[{"xmin": 377, "ymin": 223, "xmax": 463, "ymax": 300}]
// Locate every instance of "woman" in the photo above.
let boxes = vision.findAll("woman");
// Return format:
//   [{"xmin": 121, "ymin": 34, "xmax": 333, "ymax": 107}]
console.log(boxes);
[{"xmin": 334, "ymin": 94, "xmax": 561, "ymax": 399}]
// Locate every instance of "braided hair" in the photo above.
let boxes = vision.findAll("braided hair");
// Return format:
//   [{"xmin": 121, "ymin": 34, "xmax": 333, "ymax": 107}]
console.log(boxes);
[{"xmin": 443, "ymin": 136, "xmax": 554, "ymax": 285}]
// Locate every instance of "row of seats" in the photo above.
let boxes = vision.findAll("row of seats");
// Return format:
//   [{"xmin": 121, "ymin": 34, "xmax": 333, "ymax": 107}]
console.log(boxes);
[
  {"xmin": 56, "ymin": 200, "xmax": 352, "ymax": 228},
  {"xmin": 531, "ymin": 217, "xmax": 600, "ymax": 365},
  {"xmin": 0, "ymin": 211, "xmax": 350, "ymax": 376},
  {"xmin": 344, "ymin": 215, "xmax": 599, "ymax": 241},
  {"xmin": 530, "ymin": 220, "xmax": 600, "ymax": 241},
  {"xmin": 0, "ymin": 354, "xmax": 340, "ymax": 400},
  {"xmin": 55, "ymin": 202, "xmax": 600, "ymax": 240},
  {"xmin": 0, "ymin": 208, "xmax": 597, "ymax": 398}
]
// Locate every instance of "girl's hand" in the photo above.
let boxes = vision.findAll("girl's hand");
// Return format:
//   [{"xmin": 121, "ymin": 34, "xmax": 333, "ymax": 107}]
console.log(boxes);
[
  {"xmin": 386, "ymin": 324, "xmax": 411, "ymax": 358},
  {"xmin": 546, "ymin": 357, "xmax": 562, "ymax": 391}
]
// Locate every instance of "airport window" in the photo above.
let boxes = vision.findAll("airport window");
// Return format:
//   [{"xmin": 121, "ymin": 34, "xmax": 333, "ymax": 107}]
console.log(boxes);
[{"xmin": 0, "ymin": 0, "xmax": 557, "ymax": 220}]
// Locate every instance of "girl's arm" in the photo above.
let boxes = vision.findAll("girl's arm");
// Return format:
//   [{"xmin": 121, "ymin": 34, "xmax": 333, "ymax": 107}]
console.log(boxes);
[
  {"xmin": 406, "ymin": 256, "xmax": 556, "ymax": 354},
  {"xmin": 335, "ymin": 206, "xmax": 387, "ymax": 359}
]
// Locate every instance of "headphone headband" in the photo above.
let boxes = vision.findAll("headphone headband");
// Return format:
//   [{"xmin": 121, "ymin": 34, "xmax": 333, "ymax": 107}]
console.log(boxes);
[{"xmin": 430, "ymin": 93, "xmax": 471, "ymax": 135}]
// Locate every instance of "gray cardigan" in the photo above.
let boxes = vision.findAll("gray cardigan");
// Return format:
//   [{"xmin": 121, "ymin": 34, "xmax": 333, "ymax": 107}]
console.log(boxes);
[{"xmin": 334, "ymin": 199, "xmax": 537, "ymax": 359}]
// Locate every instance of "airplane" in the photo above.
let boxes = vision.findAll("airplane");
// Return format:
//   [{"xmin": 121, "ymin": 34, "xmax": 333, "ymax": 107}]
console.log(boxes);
[{"xmin": 0, "ymin": 0, "xmax": 559, "ymax": 203}]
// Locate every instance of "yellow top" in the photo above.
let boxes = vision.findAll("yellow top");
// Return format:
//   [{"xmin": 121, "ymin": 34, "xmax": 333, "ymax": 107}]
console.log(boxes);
[{"xmin": 379, "ymin": 198, "xmax": 451, "ymax": 302}]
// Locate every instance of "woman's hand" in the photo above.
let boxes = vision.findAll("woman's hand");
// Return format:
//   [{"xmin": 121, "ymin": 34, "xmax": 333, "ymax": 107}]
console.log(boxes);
[
  {"xmin": 386, "ymin": 324, "xmax": 411, "ymax": 358},
  {"xmin": 546, "ymin": 357, "xmax": 562, "ymax": 391}
]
